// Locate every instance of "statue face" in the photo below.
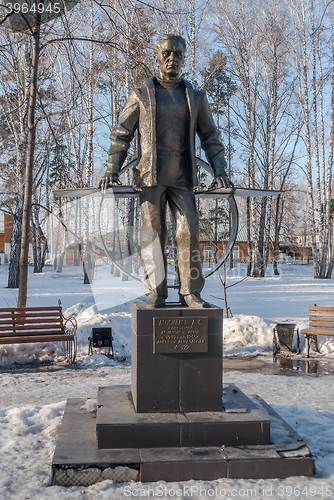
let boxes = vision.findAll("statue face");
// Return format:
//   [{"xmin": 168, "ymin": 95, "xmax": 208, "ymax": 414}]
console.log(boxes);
[{"xmin": 155, "ymin": 39, "xmax": 185, "ymax": 80}]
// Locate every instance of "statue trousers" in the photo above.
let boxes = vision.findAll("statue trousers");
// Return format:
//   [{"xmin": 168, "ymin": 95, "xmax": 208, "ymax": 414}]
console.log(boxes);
[{"xmin": 139, "ymin": 155, "xmax": 205, "ymax": 298}]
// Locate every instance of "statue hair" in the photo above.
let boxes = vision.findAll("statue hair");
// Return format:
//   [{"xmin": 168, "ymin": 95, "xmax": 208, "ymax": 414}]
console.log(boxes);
[{"xmin": 154, "ymin": 34, "xmax": 187, "ymax": 54}]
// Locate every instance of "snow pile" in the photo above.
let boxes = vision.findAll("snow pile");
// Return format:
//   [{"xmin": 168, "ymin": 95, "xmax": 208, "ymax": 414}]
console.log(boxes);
[
  {"xmin": 0, "ymin": 401, "xmax": 65, "ymax": 498},
  {"xmin": 223, "ymin": 314, "xmax": 273, "ymax": 356},
  {"xmin": 272, "ymin": 403, "xmax": 334, "ymax": 477},
  {"xmin": 72, "ymin": 302, "xmax": 132, "ymax": 362},
  {"xmin": 313, "ymin": 337, "xmax": 334, "ymax": 357},
  {"xmin": 0, "ymin": 342, "xmax": 63, "ymax": 367},
  {"xmin": 222, "ymin": 313, "xmax": 334, "ymax": 359}
]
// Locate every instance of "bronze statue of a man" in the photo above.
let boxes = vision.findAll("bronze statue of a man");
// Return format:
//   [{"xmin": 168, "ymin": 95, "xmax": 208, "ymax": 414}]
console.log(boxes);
[{"xmin": 99, "ymin": 34, "xmax": 233, "ymax": 308}]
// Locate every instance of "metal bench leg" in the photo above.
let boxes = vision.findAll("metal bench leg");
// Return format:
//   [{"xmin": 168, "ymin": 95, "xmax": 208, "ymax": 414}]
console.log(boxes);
[
  {"xmin": 307, "ymin": 336, "xmax": 310, "ymax": 358},
  {"xmin": 273, "ymin": 326, "xmax": 279, "ymax": 356},
  {"xmin": 88, "ymin": 337, "xmax": 93, "ymax": 356},
  {"xmin": 63, "ymin": 335, "xmax": 77, "ymax": 364},
  {"xmin": 311, "ymin": 334, "xmax": 320, "ymax": 353}
]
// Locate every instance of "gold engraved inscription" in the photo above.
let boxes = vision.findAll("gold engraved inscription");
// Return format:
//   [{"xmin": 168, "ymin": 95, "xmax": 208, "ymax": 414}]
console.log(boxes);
[{"xmin": 153, "ymin": 317, "xmax": 208, "ymax": 354}]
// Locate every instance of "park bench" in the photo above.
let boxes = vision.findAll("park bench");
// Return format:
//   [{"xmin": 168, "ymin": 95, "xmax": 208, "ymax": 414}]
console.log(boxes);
[
  {"xmin": 300, "ymin": 305, "xmax": 334, "ymax": 357},
  {"xmin": 0, "ymin": 300, "xmax": 77, "ymax": 364}
]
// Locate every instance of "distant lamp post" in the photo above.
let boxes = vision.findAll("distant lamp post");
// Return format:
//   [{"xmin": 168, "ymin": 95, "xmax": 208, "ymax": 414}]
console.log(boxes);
[{"xmin": 0, "ymin": 0, "xmax": 79, "ymax": 307}]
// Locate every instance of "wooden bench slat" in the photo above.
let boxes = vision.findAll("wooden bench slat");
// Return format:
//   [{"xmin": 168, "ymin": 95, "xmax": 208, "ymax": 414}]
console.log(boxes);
[
  {"xmin": 309, "ymin": 306, "xmax": 334, "ymax": 312},
  {"xmin": 300, "ymin": 327, "xmax": 334, "ymax": 336},
  {"xmin": 0, "ymin": 307, "xmax": 62, "ymax": 313},
  {"xmin": 308, "ymin": 311, "xmax": 334, "ymax": 318},
  {"xmin": 310, "ymin": 321, "xmax": 334, "ymax": 328},
  {"xmin": 0, "ymin": 318, "xmax": 63, "ymax": 329},
  {"xmin": 0, "ymin": 321, "xmax": 63, "ymax": 332},
  {"xmin": 309, "ymin": 314, "xmax": 334, "ymax": 320},
  {"xmin": 0, "ymin": 334, "xmax": 74, "ymax": 344},
  {"xmin": 310, "ymin": 319, "xmax": 334, "ymax": 324},
  {"xmin": 0, "ymin": 329, "xmax": 65, "ymax": 336},
  {"xmin": 0, "ymin": 312, "xmax": 63, "ymax": 320}
]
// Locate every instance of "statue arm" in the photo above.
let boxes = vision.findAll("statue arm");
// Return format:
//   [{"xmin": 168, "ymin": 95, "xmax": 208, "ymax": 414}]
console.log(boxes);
[
  {"xmin": 99, "ymin": 91, "xmax": 140, "ymax": 189},
  {"xmin": 196, "ymin": 94, "xmax": 233, "ymax": 188}
]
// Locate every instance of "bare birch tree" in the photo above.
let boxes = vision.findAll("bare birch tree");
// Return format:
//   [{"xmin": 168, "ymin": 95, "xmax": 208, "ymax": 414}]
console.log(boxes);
[
  {"xmin": 211, "ymin": 0, "xmax": 300, "ymax": 277},
  {"xmin": 287, "ymin": 0, "xmax": 334, "ymax": 278}
]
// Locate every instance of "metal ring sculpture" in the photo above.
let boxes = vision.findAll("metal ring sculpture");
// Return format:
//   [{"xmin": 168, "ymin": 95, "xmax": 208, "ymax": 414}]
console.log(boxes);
[
  {"xmin": 195, "ymin": 158, "xmax": 239, "ymax": 279},
  {"xmin": 98, "ymin": 157, "xmax": 239, "ymax": 283}
]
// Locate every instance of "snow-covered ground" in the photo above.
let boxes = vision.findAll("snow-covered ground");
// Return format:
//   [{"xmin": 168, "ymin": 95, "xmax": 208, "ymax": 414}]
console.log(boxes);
[{"xmin": 0, "ymin": 263, "xmax": 334, "ymax": 499}]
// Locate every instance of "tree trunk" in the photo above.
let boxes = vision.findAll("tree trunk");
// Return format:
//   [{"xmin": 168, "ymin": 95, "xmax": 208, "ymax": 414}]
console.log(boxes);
[
  {"xmin": 273, "ymin": 194, "xmax": 281, "ymax": 275},
  {"xmin": 257, "ymin": 197, "xmax": 267, "ymax": 277},
  {"xmin": 18, "ymin": 8, "xmax": 42, "ymax": 307},
  {"xmin": 31, "ymin": 218, "xmax": 38, "ymax": 274},
  {"xmin": 228, "ymin": 100, "xmax": 233, "ymax": 270},
  {"xmin": 300, "ymin": 2, "xmax": 319, "ymax": 278},
  {"xmin": 114, "ymin": 200, "xmax": 121, "ymax": 278},
  {"xmin": 133, "ymin": 200, "xmax": 140, "ymax": 275},
  {"xmin": 73, "ymin": 199, "xmax": 81, "ymax": 266},
  {"xmin": 122, "ymin": 172, "xmax": 133, "ymax": 281},
  {"xmin": 170, "ymin": 210, "xmax": 180, "ymax": 287},
  {"xmin": 246, "ymin": 196, "xmax": 252, "ymax": 276},
  {"xmin": 320, "ymin": 48, "xmax": 334, "ymax": 277},
  {"xmin": 189, "ymin": 0, "xmax": 196, "ymax": 85},
  {"xmin": 8, "ymin": 200, "xmax": 23, "ymax": 288},
  {"xmin": 31, "ymin": 200, "xmax": 43, "ymax": 273},
  {"xmin": 57, "ymin": 223, "xmax": 67, "ymax": 273},
  {"xmin": 311, "ymin": 6, "xmax": 322, "ymax": 260},
  {"xmin": 326, "ymin": 215, "xmax": 334, "ymax": 278},
  {"xmin": 82, "ymin": 0, "xmax": 95, "ymax": 285}
]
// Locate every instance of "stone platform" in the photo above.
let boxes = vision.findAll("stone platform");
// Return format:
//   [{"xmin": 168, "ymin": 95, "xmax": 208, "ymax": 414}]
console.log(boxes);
[
  {"xmin": 96, "ymin": 385, "xmax": 270, "ymax": 449},
  {"xmin": 51, "ymin": 385, "xmax": 314, "ymax": 486},
  {"xmin": 51, "ymin": 303, "xmax": 314, "ymax": 486}
]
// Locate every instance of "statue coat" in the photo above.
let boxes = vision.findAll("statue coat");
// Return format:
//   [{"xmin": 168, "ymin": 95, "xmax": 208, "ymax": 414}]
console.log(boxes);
[{"xmin": 106, "ymin": 77, "xmax": 228, "ymax": 189}]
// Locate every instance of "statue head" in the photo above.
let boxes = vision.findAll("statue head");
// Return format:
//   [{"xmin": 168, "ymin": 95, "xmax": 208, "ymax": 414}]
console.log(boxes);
[{"xmin": 154, "ymin": 34, "xmax": 186, "ymax": 80}]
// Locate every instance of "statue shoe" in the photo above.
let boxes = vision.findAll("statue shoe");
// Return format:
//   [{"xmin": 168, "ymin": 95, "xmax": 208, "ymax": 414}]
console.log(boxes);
[
  {"xmin": 146, "ymin": 294, "xmax": 165, "ymax": 308},
  {"xmin": 180, "ymin": 293, "xmax": 211, "ymax": 309}
]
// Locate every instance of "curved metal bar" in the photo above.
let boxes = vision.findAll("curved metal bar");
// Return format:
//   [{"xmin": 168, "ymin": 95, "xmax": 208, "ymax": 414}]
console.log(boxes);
[
  {"xmin": 119, "ymin": 158, "xmax": 138, "ymax": 175},
  {"xmin": 203, "ymin": 196, "xmax": 239, "ymax": 279},
  {"xmin": 195, "ymin": 157, "xmax": 239, "ymax": 276},
  {"xmin": 97, "ymin": 191, "xmax": 142, "ymax": 282},
  {"xmin": 98, "ymin": 157, "xmax": 239, "ymax": 281},
  {"xmin": 195, "ymin": 157, "xmax": 215, "ymax": 176}
]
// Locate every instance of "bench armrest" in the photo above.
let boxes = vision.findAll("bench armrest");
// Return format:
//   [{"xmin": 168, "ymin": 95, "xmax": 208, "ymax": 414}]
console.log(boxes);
[{"xmin": 64, "ymin": 315, "xmax": 77, "ymax": 334}]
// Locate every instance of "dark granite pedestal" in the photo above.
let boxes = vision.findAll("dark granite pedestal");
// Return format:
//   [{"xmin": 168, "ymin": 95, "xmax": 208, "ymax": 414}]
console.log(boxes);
[{"xmin": 131, "ymin": 302, "xmax": 223, "ymax": 413}]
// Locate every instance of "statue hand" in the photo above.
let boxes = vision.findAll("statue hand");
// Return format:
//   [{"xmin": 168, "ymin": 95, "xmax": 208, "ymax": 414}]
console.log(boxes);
[
  {"xmin": 98, "ymin": 172, "xmax": 122, "ymax": 191},
  {"xmin": 208, "ymin": 174, "xmax": 234, "ymax": 190}
]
